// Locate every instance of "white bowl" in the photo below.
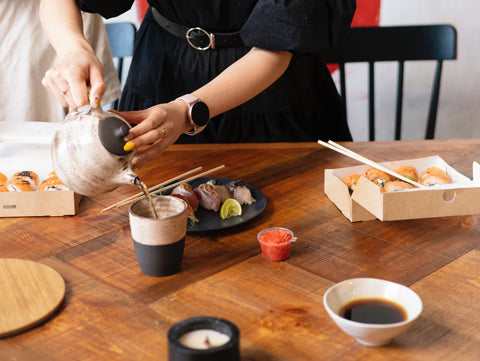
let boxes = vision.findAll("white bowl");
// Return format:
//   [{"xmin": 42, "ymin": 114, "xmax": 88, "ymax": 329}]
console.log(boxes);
[{"xmin": 323, "ymin": 278, "xmax": 423, "ymax": 346}]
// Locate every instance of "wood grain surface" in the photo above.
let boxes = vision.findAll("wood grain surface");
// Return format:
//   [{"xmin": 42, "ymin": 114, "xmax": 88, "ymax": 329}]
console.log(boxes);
[
  {"xmin": 0, "ymin": 140, "xmax": 479, "ymax": 360},
  {"xmin": 0, "ymin": 258, "xmax": 65, "ymax": 338}
]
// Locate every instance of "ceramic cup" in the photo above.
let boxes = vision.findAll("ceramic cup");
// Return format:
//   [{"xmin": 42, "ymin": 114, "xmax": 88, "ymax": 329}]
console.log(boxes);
[{"xmin": 129, "ymin": 196, "xmax": 187, "ymax": 277}]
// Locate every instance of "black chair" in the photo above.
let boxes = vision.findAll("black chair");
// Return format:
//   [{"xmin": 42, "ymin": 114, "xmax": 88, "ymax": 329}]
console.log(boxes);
[
  {"xmin": 326, "ymin": 25, "xmax": 457, "ymax": 140},
  {"xmin": 105, "ymin": 22, "xmax": 137, "ymax": 109}
]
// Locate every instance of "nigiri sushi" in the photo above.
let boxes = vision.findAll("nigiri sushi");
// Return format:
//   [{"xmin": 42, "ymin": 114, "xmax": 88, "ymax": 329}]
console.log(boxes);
[
  {"xmin": 0, "ymin": 185, "xmax": 9, "ymax": 192},
  {"xmin": 193, "ymin": 183, "xmax": 221, "ymax": 212},
  {"xmin": 171, "ymin": 183, "xmax": 199, "ymax": 211},
  {"xmin": 227, "ymin": 180, "xmax": 256, "ymax": 205},
  {"xmin": 12, "ymin": 171, "xmax": 39, "ymax": 190},
  {"xmin": 170, "ymin": 194, "xmax": 199, "ymax": 224},
  {"xmin": 206, "ymin": 179, "xmax": 231, "ymax": 203}
]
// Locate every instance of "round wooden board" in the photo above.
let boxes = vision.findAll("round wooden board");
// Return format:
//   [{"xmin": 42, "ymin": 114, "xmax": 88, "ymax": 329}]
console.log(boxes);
[{"xmin": 0, "ymin": 258, "xmax": 66, "ymax": 338}]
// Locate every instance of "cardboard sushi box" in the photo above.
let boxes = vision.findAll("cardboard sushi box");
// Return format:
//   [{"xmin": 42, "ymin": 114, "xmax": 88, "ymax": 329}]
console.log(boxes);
[
  {"xmin": 0, "ymin": 122, "xmax": 81, "ymax": 217},
  {"xmin": 324, "ymin": 155, "xmax": 480, "ymax": 222}
]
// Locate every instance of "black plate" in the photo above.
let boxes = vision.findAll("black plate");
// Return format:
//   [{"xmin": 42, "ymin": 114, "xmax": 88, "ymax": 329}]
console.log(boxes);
[{"xmin": 165, "ymin": 177, "xmax": 266, "ymax": 232}]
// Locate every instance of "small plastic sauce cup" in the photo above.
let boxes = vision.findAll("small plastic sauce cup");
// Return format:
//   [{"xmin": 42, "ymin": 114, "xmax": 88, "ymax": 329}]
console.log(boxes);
[{"xmin": 257, "ymin": 227, "xmax": 297, "ymax": 261}]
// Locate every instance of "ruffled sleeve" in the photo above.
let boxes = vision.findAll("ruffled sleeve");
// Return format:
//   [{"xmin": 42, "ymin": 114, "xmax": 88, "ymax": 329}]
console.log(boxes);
[
  {"xmin": 240, "ymin": 0, "xmax": 356, "ymax": 55},
  {"xmin": 74, "ymin": 0, "xmax": 135, "ymax": 19}
]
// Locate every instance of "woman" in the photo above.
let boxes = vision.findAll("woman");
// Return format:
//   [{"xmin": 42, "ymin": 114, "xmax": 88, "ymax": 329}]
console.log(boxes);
[
  {"xmin": 0, "ymin": 0, "xmax": 120, "ymax": 123},
  {"xmin": 40, "ymin": 0, "xmax": 356, "ymax": 168}
]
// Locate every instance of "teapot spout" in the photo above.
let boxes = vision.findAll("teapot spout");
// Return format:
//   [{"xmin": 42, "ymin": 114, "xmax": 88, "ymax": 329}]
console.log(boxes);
[{"xmin": 129, "ymin": 173, "xmax": 141, "ymax": 185}]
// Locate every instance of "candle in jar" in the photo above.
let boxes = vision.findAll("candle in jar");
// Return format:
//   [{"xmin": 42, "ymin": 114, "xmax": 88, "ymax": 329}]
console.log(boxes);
[{"xmin": 178, "ymin": 329, "xmax": 230, "ymax": 350}]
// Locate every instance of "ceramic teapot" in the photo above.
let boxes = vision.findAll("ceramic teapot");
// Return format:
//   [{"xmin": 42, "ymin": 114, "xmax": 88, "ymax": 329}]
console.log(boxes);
[{"xmin": 51, "ymin": 105, "xmax": 139, "ymax": 196}]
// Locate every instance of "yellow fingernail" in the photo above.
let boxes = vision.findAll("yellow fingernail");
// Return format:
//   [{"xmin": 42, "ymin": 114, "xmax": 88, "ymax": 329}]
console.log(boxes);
[
  {"xmin": 124, "ymin": 141, "xmax": 135, "ymax": 152},
  {"xmin": 124, "ymin": 134, "xmax": 134, "ymax": 141}
]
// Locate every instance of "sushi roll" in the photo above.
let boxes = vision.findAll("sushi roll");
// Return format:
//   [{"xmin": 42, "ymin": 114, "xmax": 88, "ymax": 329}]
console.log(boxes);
[
  {"xmin": 420, "ymin": 167, "xmax": 449, "ymax": 183},
  {"xmin": 171, "ymin": 183, "xmax": 199, "ymax": 211},
  {"xmin": 364, "ymin": 168, "xmax": 394, "ymax": 187},
  {"xmin": 383, "ymin": 180, "xmax": 414, "ymax": 192},
  {"xmin": 0, "ymin": 172, "xmax": 7, "ymax": 186},
  {"xmin": 390, "ymin": 164, "xmax": 419, "ymax": 182},
  {"xmin": 206, "ymin": 179, "xmax": 232, "ymax": 203},
  {"xmin": 342, "ymin": 174, "xmax": 361, "ymax": 193},
  {"xmin": 227, "ymin": 180, "xmax": 256, "ymax": 205},
  {"xmin": 193, "ymin": 183, "xmax": 222, "ymax": 212},
  {"xmin": 420, "ymin": 174, "xmax": 452, "ymax": 187},
  {"xmin": 39, "ymin": 176, "xmax": 70, "ymax": 191},
  {"xmin": 12, "ymin": 171, "xmax": 39, "ymax": 190},
  {"xmin": 7, "ymin": 178, "xmax": 32, "ymax": 192}
]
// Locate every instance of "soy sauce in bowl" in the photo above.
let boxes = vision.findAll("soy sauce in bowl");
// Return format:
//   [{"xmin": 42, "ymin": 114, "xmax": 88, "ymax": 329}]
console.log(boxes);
[{"xmin": 339, "ymin": 298, "xmax": 407, "ymax": 324}]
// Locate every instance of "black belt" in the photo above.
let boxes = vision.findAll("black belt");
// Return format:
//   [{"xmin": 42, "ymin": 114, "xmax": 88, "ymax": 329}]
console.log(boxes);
[{"xmin": 152, "ymin": 7, "xmax": 244, "ymax": 50}]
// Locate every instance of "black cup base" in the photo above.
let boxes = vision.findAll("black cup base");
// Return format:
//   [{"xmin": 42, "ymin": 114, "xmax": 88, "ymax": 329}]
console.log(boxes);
[
  {"xmin": 168, "ymin": 317, "xmax": 240, "ymax": 361},
  {"xmin": 133, "ymin": 237, "xmax": 185, "ymax": 277}
]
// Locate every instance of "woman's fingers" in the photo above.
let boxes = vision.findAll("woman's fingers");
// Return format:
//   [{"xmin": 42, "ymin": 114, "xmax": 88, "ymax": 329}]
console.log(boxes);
[
  {"xmin": 131, "ymin": 141, "xmax": 170, "ymax": 169},
  {"xmin": 42, "ymin": 50, "xmax": 106, "ymax": 110},
  {"xmin": 88, "ymin": 65, "xmax": 106, "ymax": 107}
]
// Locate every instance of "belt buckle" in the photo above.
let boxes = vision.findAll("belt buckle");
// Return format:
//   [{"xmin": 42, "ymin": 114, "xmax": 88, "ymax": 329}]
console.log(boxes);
[{"xmin": 186, "ymin": 27, "xmax": 216, "ymax": 50}]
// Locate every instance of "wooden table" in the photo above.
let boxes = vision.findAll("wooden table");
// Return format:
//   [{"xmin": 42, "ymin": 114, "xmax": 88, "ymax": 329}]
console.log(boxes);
[{"xmin": 1, "ymin": 140, "xmax": 479, "ymax": 360}]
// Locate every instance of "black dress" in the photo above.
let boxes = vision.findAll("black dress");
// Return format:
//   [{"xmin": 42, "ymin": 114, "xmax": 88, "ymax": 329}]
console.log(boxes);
[{"xmin": 77, "ymin": 0, "xmax": 356, "ymax": 143}]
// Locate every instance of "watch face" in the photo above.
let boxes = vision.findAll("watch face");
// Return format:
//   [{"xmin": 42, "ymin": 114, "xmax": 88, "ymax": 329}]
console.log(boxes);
[{"xmin": 191, "ymin": 101, "xmax": 210, "ymax": 127}]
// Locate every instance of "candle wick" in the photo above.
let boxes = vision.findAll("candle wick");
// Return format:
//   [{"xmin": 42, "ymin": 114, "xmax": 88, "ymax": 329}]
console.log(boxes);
[{"xmin": 204, "ymin": 336, "xmax": 211, "ymax": 349}]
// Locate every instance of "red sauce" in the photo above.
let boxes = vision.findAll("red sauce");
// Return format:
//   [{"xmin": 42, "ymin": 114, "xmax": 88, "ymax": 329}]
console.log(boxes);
[{"xmin": 258, "ymin": 229, "xmax": 293, "ymax": 261}]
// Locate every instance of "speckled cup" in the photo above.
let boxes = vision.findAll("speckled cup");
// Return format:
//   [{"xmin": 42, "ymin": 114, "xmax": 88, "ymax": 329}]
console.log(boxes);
[{"xmin": 129, "ymin": 196, "xmax": 187, "ymax": 277}]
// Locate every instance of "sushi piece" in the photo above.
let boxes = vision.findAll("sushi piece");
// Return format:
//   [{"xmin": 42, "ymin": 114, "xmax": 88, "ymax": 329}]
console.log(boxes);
[
  {"xmin": 0, "ymin": 172, "xmax": 7, "ymax": 185},
  {"xmin": 206, "ymin": 179, "xmax": 231, "ymax": 203},
  {"xmin": 420, "ymin": 174, "xmax": 452, "ymax": 187},
  {"xmin": 193, "ymin": 183, "xmax": 222, "ymax": 212},
  {"xmin": 342, "ymin": 174, "xmax": 361, "ymax": 193},
  {"xmin": 391, "ymin": 164, "xmax": 419, "ymax": 182},
  {"xmin": 0, "ymin": 185, "xmax": 9, "ymax": 192},
  {"xmin": 7, "ymin": 178, "xmax": 32, "ymax": 192},
  {"xmin": 12, "ymin": 171, "xmax": 39, "ymax": 190},
  {"xmin": 171, "ymin": 183, "xmax": 199, "ymax": 211},
  {"xmin": 39, "ymin": 176, "xmax": 70, "ymax": 191},
  {"xmin": 383, "ymin": 180, "xmax": 414, "ymax": 192},
  {"xmin": 227, "ymin": 180, "xmax": 256, "ymax": 205},
  {"xmin": 364, "ymin": 169, "xmax": 394, "ymax": 187},
  {"xmin": 170, "ymin": 194, "xmax": 199, "ymax": 224},
  {"xmin": 420, "ymin": 167, "xmax": 449, "ymax": 183}
]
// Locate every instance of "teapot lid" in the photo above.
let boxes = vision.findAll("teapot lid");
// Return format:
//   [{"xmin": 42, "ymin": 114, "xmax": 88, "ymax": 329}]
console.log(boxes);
[{"xmin": 98, "ymin": 116, "xmax": 131, "ymax": 156}]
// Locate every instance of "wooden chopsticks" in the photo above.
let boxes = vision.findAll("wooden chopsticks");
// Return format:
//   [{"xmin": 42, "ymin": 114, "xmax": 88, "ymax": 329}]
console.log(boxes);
[
  {"xmin": 101, "ymin": 164, "xmax": 226, "ymax": 213},
  {"xmin": 317, "ymin": 140, "xmax": 424, "ymax": 188}
]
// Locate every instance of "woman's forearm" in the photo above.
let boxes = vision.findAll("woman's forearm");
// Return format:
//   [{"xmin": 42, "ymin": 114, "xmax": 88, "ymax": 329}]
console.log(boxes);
[
  {"xmin": 193, "ymin": 47, "xmax": 293, "ymax": 118},
  {"xmin": 39, "ymin": 0, "xmax": 92, "ymax": 56}
]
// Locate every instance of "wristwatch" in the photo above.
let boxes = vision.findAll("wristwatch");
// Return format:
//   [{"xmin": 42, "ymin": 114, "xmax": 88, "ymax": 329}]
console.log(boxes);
[{"xmin": 176, "ymin": 94, "xmax": 210, "ymax": 135}]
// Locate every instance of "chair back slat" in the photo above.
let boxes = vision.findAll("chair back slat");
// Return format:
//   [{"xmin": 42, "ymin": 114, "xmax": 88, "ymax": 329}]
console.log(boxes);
[
  {"xmin": 105, "ymin": 22, "xmax": 137, "ymax": 110},
  {"xmin": 327, "ymin": 25, "xmax": 457, "ymax": 140}
]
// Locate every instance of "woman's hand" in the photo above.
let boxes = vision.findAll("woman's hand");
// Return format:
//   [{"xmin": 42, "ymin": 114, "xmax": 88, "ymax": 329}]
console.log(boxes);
[
  {"xmin": 119, "ymin": 100, "xmax": 191, "ymax": 168},
  {"xmin": 40, "ymin": 0, "xmax": 105, "ymax": 110},
  {"xmin": 41, "ymin": 48, "xmax": 106, "ymax": 110}
]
